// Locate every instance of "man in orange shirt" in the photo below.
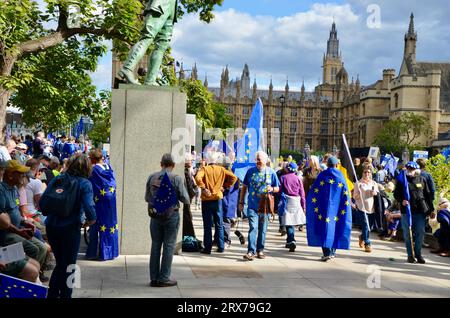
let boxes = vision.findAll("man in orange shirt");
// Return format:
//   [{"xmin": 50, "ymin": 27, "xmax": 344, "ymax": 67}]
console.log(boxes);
[{"xmin": 195, "ymin": 152, "xmax": 237, "ymax": 254}]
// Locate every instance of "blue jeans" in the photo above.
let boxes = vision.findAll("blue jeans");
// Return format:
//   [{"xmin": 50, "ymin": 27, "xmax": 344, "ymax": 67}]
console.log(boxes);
[
  {"xmin": 201, "ymin": 200, "xmax": 224, "ymax": 251},
  {"xmin": 358, "ymin": 210, "xmax": 371, "ymax": 246},
  {"xmin": 149, "ymin": 211, "xmax": 180, "ymax": 282},
  {"xmin": 247, "ymin": 208, "xmax": 269, "ymax": 254},
  {"xmin": 46, "ymin": 223, "xmax": 81, "ymax": 298},
  {"xmin": 322, "ymin": 247, "xmax": 336, "ymax": 257},
  {"xmin": 286, "ymin": 225, "xmax": 295, "ymax": 244},
  {"xmin": 401, "ymin": 213, "xmax": 426, "ymax": 258}
]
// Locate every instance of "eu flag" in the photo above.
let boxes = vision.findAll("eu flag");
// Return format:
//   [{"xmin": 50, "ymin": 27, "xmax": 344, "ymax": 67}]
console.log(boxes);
[
  {"xmin": 0, "ymin": 273, "xmax": 47, "ymax": 298},
  {"xmin": 385, "ymin": 153, "xmax": 398, "ymax": 177},
  {"xmin": 233, "ymin": 98, "xmax": 265, "ymax": 181},
  {"xmin": 75, "ymin": 117, "xmax": 83, "ymax": 139},
  {"xmin": 87, "ymin": 164, "xmax": 119, "ymax": 261},
  {"xmin": 306, "ymin": 168, "xmax": 352, "ymax": 249},
  {"xmin": 153, "ymin": 172, "xmax": 178, "ymax": 214}
]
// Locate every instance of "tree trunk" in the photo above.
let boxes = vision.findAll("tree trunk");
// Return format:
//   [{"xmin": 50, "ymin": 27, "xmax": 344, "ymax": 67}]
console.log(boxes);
[{"xmin": 0, "ymin": 87, "xmax": 11, "ymax": 143}]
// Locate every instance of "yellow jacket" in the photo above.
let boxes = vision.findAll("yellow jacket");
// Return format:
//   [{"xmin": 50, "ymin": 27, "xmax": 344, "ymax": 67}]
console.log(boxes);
[{"xmin": 194, "ymin": 165, "xmax": 237, "ymax": 201}]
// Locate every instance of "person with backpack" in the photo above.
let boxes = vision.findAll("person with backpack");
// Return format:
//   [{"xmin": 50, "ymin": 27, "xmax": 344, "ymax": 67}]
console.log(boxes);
[
  {"xmin": 40, "ymin": 154, "xmax": 96, "ymax": 298},
  {"xmin": 145, "ymin": 153, "xmax": 190, "ymax": 287},
  {"xmin": 85, "ymin": 148, "xmax": 119, "ymax": 261}
]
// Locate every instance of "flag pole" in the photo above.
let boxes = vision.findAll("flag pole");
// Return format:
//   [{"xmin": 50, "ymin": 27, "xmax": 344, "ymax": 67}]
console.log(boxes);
[{"xmin": 341, "ymin": 134, "xmax": 371, "ymax": 241}]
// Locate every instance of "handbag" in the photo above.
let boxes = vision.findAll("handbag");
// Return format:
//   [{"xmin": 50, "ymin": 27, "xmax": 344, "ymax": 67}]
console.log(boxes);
[{"xmin": 257, "ymin": 193, "xmax": 275, "ymax": 221}]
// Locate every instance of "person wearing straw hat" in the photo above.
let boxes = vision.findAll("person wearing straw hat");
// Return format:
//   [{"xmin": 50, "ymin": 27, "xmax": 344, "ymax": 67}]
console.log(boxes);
[{"xmin": 394, "ymin": 161, "xmax": 434, "ymax": 264}]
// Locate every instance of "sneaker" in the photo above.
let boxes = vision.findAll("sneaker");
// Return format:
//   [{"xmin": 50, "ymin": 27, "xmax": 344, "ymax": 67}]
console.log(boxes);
[
  {"xmin": 364, "ymin": 245, "xmax": 372, "ymax": 253},
  {"xmin": 416, "ymin": 256, "xmax": 426, "ymax": 264},
  {"xmin": 289, "ymin": 243, "xmax": 296, "ymax": 252},
  {"xmin": 157, "ymin": 279, "xmax": 177, "ymax": 287},
  {"xmin": 200, "ymin": 249, "xmax": 211, "ymax": 255},
  {"xmin": 284, "ymin": 243, "xmax": 290, "ymax": 248},
  {"xmin": 149, "ymin": 280, "xmax": 158, "ymax": 287},
  {"xmin": 216, "ymin": 248, "xmax": 224, "ymax": 253},
  {"xmin": 257, "ymin": 251, "xmax": 266, "ymax": 259},
  {"xmin": 407, "ymin": 256, "xmax": 417, "ymax": 263},
  {"xmin": 243, "ymin": 252, "xmax": 254, "ymax": 261},
  {"xmin": 321, "ymin": 256, "xmax": 332, "ymax": 262},
  {"xmin": 280, "ymin": 230, "xmax": 287, "ymax": 236}
]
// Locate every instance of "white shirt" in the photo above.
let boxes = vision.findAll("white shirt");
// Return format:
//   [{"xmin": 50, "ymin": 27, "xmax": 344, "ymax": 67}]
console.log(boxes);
[
  {"xmin": 25, "ymin": 178, "xmax": 44, "ymax": 214},
  {"xmin": 0, "ymin": 146, "xmax": 11, "ymax": 161}
]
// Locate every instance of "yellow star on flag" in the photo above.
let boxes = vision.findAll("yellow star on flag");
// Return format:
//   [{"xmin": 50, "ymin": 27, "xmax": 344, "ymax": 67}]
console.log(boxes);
[
  {"xmin": 325, "ymin": 217, "xmax": 330, "ymax": 223},
  {"xmin": 312, "ymin": 197, "xmax": 317, "ymax": 203},
  {"xmin": 245, "ymin": 129, "xmax": 248, "ymax": 133},
  {"xmin": 318, "ymin": 215, "xmax": 323, "ymax": 220},
  {"xmin": 115, "ymin": 224, "xmax": 119, "ymax": 229},
  {"xmin": 341, "ymin": 210, "xmax": 346, "ymax": 215},
  {"xmin": 110, "ymin": 227, "xmax": 115, "ymax": 234},
  {"xmin": 100, "ymin": 189, "xmax": 106, "ymax": 196},
  {"xmin": 248, "ymin": 134, "xmax": 252, "ymax": 138},
  {"xmin": 320, "ymin": 180, "xmax": 325, "ymax": 186},
  {"xmin": 239, "ymin": 158, "xmax": 243, "ymax": 162},
  {"xmin": 338, "ymin": 183, "xmax": 343, "ymax": 188},
  {"xmin": 329, "ymin": 179, "xmax": 335, "ymax": 184},
  {"xmin": 247, "ymin": 142, "xmax": 252, "ymax": 146},
  {"xmin": 344, "ymin": 190, "xmax": 349, "ymax": 196},
  {"xmin": 109, "ymin": 187, "xmax": 115, "ymax": 193},
  {"xmin": 246, "ymin": 149, "xmax": 250, "ymax": 154},
  {"xmin": 94, "ymin": 196, "xmax": 99, "ymax": 202},
  {"xmin": 100, "ymin": 225, "xmax": 107, "ymax": 232},
  {"xmin": 334, "ymin": 216, "xmax": 339, "ymax": 222},
  {"xmin": 345, "ymin": 200, "xmax": 349, "ymax": 206},
  {"xmin": 314, "ymin": 207, "xmax": 319, "ymax": 213},
  {"xmin": 314, "ymin": 188, "xmax": 319, "ymax": 193}
]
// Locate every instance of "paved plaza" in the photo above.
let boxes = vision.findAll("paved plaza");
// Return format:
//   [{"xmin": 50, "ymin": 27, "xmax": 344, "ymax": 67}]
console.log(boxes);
[{"xmin": 72, "ymin": 206, "xmax": 450, "ymax": 298}]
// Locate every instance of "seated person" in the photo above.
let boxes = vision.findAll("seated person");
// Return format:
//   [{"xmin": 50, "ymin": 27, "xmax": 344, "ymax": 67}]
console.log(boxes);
[
  {"xmin": 384, "ymin": 199, "xmax": 401, "ymax": 240},
  {"xmin": 430, "ymin": 198, "xmax": 450, "ymax": 257}
]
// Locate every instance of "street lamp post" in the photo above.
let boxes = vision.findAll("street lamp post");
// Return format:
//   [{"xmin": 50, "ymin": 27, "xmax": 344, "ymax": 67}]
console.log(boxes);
[
  {"xmin": 279, "ymin": 95, "xmax": 286, "ymax": 153},
  {"xmin": 332, "ymin": 115, "xmax": 337, "ymax": 155}
]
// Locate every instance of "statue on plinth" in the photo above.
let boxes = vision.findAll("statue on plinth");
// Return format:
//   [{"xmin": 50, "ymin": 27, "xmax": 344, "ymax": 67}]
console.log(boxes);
[{"xmin": 118, "ymin": 0, "xmax": 178, "ymax": 85}]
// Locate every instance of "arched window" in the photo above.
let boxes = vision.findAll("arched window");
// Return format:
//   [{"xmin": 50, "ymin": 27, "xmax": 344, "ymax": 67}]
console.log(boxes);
[{"xmin": 394, "ymin": 93, "xmax": 399, "ymax": 108}]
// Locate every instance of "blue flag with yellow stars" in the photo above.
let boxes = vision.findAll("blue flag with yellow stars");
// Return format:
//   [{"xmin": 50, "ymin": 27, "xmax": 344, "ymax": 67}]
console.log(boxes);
[
  {"xmin": 153, "ymin": 172, "xmax": 178, "ymax": 215},
  {"xmin": 87, "ymin": 163, "xmax": 119, "ymax": 261},
  {"xmin": 233, "ymin": 98, "xmax": 265, "ymax": 181},
  {"xmin": 0, "ymin": 273, "xmax": 47, "ymax": 298},
  {"xmin": 306, "ymin": 167, "xmax": 352, "ymax": 249}
]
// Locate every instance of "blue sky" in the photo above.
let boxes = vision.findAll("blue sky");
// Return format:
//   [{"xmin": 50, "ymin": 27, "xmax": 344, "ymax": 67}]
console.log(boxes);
[{"xmin": 91, "ymin": 0, "xmax": 450, "ymax": 93}]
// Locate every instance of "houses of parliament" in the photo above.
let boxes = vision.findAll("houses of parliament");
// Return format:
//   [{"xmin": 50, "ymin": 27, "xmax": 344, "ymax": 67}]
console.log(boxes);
[{"xmin": 185, "ymin": 14, "xmax": 450, "ymax": 153}]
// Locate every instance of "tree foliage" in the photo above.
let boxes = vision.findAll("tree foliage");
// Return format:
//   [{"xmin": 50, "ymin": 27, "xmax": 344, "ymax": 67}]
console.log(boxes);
[
  {"xmin": 425, "ymin": 154, "xmax": 450, "ymax": 202},
  {"xmin": 179, "ymin": 78, "xmax": 233, "ymax": 130},
  {"xmin": 0, "ymin": 0, "xmax": 224, "ymax": 138},
  {"xmin": 87, "ymin": 90, "xmax": 111, "ymax": 146},
  {"xmin": 374, "ymin": 113, "xmax": 433, "ymax": 154}
]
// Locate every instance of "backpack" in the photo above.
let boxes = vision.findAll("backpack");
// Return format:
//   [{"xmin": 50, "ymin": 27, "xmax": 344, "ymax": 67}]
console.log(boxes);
[
  {"xmin": 182, "ymin": 236, "xmax": 200, "ymax": 252},
  {"xmin": 40, "ymin": 173, "xmax": 79, "ymax": 218}
]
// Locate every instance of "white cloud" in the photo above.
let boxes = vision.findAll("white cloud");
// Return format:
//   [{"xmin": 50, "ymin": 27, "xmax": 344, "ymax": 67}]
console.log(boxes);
[{"xmin": 170, "ymin": 1, "xmax": 450, "ymax": 92}]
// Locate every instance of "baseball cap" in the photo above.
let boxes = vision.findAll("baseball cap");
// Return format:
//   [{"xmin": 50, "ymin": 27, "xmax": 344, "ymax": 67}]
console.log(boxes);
[
  {"xmin": 16, "ymin": 143, "xmax": 28, "ymax": 150},
  {"xmin": 6, "ymin": 160, "xmax": 30, "ymax": 173},
  {"xmin": 287, "ymin": 162, "xmax": 298, "ymax": 172},
  {"xmin": 327, "ymin": 156, "xmax": 339, "ymax": 165},
  {"xmin": 405, "ymin": 161, "xmax": 419, "ymax": 169}
]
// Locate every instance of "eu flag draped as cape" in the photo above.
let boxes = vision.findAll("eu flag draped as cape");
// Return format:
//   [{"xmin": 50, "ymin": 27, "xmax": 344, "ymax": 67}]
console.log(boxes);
[
  {"xmin": 306, "ymin": 168, "xmax": 352, "ymax": 249},
  {"xmin": 0, "ymin": 273, "xmax": 47, "ymax": 298},
  {"xmin": 87, "ymin": 164, "xmax": 119, "ymax": 260}
]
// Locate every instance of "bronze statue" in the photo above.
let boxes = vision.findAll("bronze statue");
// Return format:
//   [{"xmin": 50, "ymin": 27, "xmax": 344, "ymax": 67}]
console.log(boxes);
[{"xmin": 118, "ymin": 0, "xmax": 178, "ymax": 85}]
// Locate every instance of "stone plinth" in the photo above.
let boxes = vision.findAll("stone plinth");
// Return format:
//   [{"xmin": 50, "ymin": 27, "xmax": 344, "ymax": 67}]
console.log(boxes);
[{"xmin": 111, "ymin": 85, "xmax": 186, "ymax": 255}]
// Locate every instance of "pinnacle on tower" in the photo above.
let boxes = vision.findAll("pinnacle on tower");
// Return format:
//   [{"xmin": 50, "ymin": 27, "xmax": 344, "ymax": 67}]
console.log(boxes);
[{"xmin": 203, "ymin": 74, "xmax": 208, "ymax": 87}]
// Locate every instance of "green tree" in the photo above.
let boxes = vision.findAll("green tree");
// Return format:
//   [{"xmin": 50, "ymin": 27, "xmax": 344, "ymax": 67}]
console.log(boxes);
[
  {"xmin": 0, "ymin": 0, "xmax": 223, "ymax": 140},
  {"xmin": 179, "ymin": 78, "xmax": 233, "ymax": 130},
  {"xmin": 425, "ymin": 154, "xmax": 450, "ymax": 202},
  {"xmin": 87, "ymin": 90, "xmax": 111, "ymax": 146},
  {"xmin": 374, "ymin": 113, "xmax": 433, "ymax": 154}
]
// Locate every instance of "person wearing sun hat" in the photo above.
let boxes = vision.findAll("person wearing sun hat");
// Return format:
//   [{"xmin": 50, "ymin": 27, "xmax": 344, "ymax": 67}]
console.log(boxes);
[
  {"xmin": 394, "ymin": 161, "xmax": 434, "ymax": 264},
  {"xmin": 278, "ymin": 161, "xmax": 306, "ymax": 252}
]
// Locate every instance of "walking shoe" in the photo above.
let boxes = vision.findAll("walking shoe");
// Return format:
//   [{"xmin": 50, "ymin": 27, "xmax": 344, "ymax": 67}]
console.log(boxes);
[
  {"xmin": 416, "ymin": 256, "xmax": 426, "ymax": 264},
  {"xmin": 298, "ymin": 225, "xmax": 304, "ymax": 232},
  {"xmin": 243, "ymin": 252, "xmax": 254, "ymax": 261},
  {"xmin": 285, "ymin": 243, "xmax": 290, "ymax": 248},
  {"xmin": 216, "ymin": 248, "xmax": 224, "ymax": 253},
  {"xmin": 200, "ymin": 249, "xmax": 211, "ymax": 255},
  {"xmin": 149, "ymin": 280, "xmax": 158, "ymax": 287},
  {"xmin": 157, "ymin": 279, "xmax": 177, "ymax": 287},
  {"xmin": 407, "ymin": 256, "xmax": 417, "ymax": 263},
  {"xmin": 289, "ymin": 243, "xmax": 296, "ymax": 252},
  {"xmin": 364, "ymin": 245, "xmax": 372, "ymax": 253},
  {"xmin": 358, "ymin": 236, "xmax": 364, "ymax": 248},
  {"xmin": 280, "ymin": 230, "xmax": 287, "ymax": 236},
  {"xmin": 257, "ymin": 251, "xmax": 266, "ymax": 259},
  {"xmin": 321, "ymin": 256, "xmax": 332, "ymax": 262}
]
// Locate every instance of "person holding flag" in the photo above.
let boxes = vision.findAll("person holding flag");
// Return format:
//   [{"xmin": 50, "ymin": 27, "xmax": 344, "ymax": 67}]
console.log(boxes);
[
  {"xmin": 306, "ymin": 156, "xmax": 352, "ymax": 261},
  {"xmin": 394, "ymin": 161, "xmax": 434, "ymax": 264},
  {"xmin": 145, "ymin": 153, "xmax": 190, "ymax": 287}
]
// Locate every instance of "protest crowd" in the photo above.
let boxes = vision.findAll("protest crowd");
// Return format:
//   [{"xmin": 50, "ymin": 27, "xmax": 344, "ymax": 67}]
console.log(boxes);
[{"xmin": 1, "ymin": 127, "xmax": 449, "ymax": 297}]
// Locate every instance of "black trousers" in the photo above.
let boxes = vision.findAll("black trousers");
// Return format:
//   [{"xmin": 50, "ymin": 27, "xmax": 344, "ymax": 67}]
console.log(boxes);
[{"xmin": 183, "ymin": 203, "xmax": 196, "ymax": 237}]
